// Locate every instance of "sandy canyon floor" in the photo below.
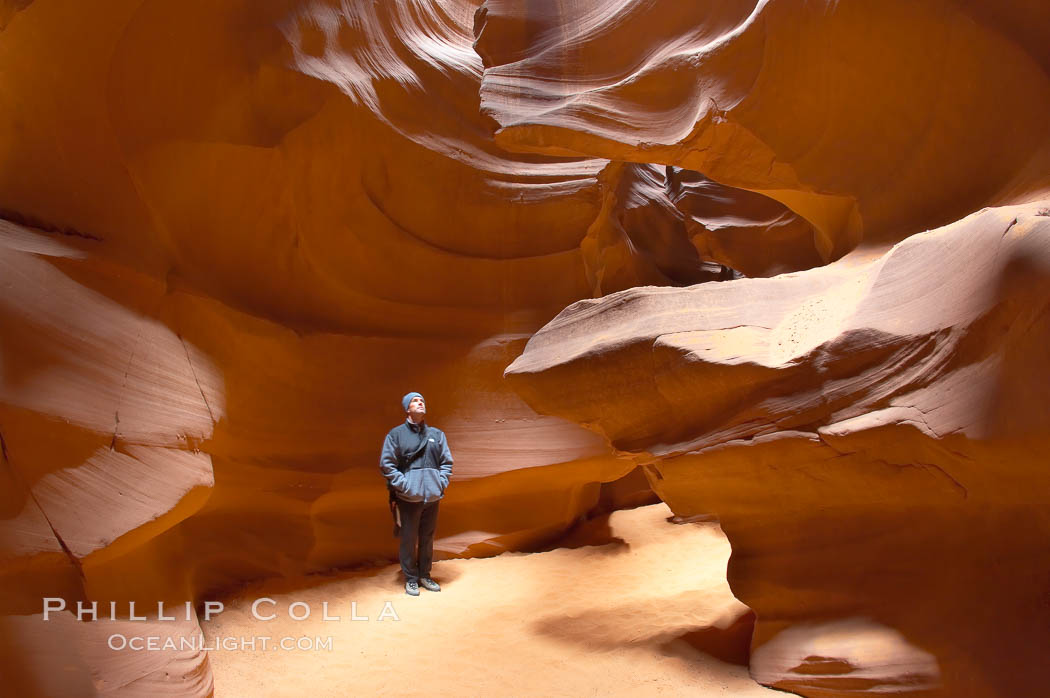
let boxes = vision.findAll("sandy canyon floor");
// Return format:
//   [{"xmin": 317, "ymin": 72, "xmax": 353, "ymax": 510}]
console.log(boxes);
[{"xmin": 204, "ymin": 503, "xmax": 779, "ymax": 696}]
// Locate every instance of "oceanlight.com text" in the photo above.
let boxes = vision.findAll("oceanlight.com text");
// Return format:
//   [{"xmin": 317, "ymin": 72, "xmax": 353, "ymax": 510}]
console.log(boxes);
[{"xmin": 107, "ymin": 633, "xmax": 335, "ymax": 652}]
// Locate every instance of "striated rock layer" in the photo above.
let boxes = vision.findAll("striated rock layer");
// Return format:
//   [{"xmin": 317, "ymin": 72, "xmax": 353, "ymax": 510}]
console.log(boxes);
[
  {"xmin": 479, "ymin": 0, "xmax": 1050, "ymax": 257},
  {"xmin": 0, "ymin": 0, "xmax": 705, "ymax": 694},
  {"xmin": 493, "ymin": 0, "xmax": 1050, "ymax": 695},
  {"xmin": 507, "ymin": 203, "xmax": 1050, "ymax": 695},
  {"xmin": 0, "ymin": 213, "xmax": 650, "ymax": 694},
  {"xmin": 3, "ymin": 0, "xmax": 1049, "ymax": 696}
]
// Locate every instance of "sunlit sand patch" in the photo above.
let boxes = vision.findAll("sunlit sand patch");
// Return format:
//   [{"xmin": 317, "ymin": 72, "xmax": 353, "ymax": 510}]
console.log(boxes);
[{"xmin": 205, "ymin": 503, "xmax": 778, "ymax": 697}]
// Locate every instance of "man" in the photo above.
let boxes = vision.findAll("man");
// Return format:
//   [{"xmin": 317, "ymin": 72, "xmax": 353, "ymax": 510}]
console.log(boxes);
[{"xmin": 379, "ymin": 392, "xmax": 454, "ymax": 596}]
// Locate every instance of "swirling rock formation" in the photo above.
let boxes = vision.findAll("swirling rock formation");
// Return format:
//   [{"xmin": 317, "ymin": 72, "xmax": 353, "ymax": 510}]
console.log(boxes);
[
  {"xmin": 479, "ymin": 0, "xmax": 1050, "ymax": 255},
  {"xmin": 0, "ymin": 0, "xmax": 750, "ymax": 693},
  {"xmin": 507, "ymin": 204, "xmax": 1050, "ymax": 695},
  {"xmin": 3, "ymin": 0, "xmax": 1048, "ymax": 695},
  {"xmin": 0, "ymin": 221, "xmax": 218, "ymax": 694},
  {"xmin": 495, "ymin": 0, "xmax": 1050, "ymax": 695}
]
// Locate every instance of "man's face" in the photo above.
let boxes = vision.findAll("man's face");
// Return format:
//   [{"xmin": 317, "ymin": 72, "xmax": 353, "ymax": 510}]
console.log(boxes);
[{"xmin": 407, "ymin": 396, "xmax": 426, "ymax": 417}]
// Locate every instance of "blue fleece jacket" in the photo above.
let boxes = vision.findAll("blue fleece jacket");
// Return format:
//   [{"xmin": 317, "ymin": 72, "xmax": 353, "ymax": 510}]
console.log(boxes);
[{"xmin": 379, "ymin": 419, "xmax": 454, "ymax": 503}]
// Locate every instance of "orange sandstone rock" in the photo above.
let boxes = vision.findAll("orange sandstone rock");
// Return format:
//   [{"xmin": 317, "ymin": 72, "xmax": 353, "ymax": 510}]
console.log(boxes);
[
  {"xmin": 0, "ymin": 1, "xmax": 711, "ymax": 692},
  {"xmin": 489, "ymin": 3, "xmax": 1050, "ymax": 693},
  {"xmin": 3, "ymin": 0, "xmax": 1048, "ymax": 696},
  {"xmin": 479, "ymin": 0, "xmax": 1050, "ymax": 258},
  {"xmin": 507, "ymin": 203, "xmax": 1050, "ymax": 695}
]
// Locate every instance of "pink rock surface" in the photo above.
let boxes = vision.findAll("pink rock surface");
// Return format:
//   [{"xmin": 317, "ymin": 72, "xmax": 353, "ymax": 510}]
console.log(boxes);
[
  {"xmin": 508, "ymin": 205, "xmax": 1050, "ymax": 695},
  {"xmin": 486, "ymin": 3, "xmax": 1050, "ymax": 693},
  {"xmin": 2, "ymin": 0, "xmax": 1049, "ymax": 695}
]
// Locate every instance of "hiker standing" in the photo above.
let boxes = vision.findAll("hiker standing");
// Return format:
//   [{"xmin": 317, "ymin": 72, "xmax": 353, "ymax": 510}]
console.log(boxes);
[{"xmin": 379, "ymin": 392, "xmax": 454, "ymax": 596}]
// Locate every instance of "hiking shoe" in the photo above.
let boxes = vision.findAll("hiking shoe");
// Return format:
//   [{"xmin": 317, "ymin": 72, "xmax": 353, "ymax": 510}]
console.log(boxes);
[
  {"xmin": 419, "ymin": 577, "xmax": 441, "ymax": 592},
  {"xmin": 405, "ymin": 580, "xmax": 420, "ymax": 596}
]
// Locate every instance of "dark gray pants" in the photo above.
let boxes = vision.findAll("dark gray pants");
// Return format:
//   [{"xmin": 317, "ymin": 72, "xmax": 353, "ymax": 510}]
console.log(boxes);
[{"xmin": 397, "ymin": 499, "xmax": 439, "ymax": 582}]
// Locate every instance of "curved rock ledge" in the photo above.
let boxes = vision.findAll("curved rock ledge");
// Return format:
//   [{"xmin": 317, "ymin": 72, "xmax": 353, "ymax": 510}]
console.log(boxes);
[
  {"xmin": 507, "ymin": 203, "xmax": 1050, "ymax": 695},
  {"xmin": 479, "ymin": 0, "xmax": 1050, "ymax": 258}
]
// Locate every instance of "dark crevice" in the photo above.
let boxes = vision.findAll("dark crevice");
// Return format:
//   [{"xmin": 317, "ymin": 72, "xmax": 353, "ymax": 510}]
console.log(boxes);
[{"xmin": 0, "ymin": 209, "xmax": 104, "ymax": 241}]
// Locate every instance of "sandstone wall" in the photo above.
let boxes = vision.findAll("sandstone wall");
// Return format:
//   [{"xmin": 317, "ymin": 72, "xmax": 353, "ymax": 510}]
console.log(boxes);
[
  {"xmin": 497, "ymin": 0, "xmax": 1050, "ymax": 695},
  {"xmin": 2, "ymin": 0, "xmax": 1048, "ymax": 695}
]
